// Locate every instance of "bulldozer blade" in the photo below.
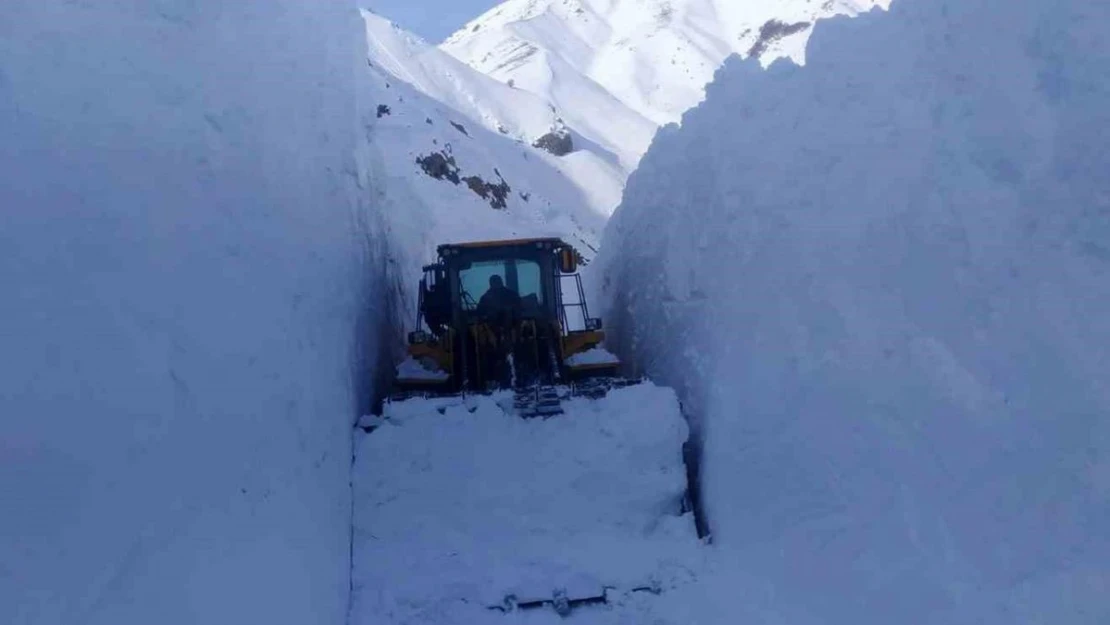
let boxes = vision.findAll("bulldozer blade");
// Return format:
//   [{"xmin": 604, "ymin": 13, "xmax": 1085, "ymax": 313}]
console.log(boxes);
[
  {"xmin": 489, "ymin": 586, "xmax": 610, "ymax": 616},
  {"xmin": 486, "ymin": 582, "xmax": 668, "ymax": 617}
]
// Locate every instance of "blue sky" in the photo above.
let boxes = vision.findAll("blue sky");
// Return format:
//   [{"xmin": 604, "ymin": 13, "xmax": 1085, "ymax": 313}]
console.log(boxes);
[{"xmin": 364, "ymin": 1, "xmax": 503, "ymax": 42}]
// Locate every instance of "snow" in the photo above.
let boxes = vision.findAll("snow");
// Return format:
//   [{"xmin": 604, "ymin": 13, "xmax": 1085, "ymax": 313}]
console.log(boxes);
[
  {"xmin": 596, "ymin": 0, "xmax": 1110, "ymax": 622},
  {"xmin": 9, "ymin": 0, "xmax": 1107, "ymax": 622},
  {"xmin": 565, "ymin": 347, "xmax": 621, "ymax": 367},
  {"xmin": 349, "ymin": 382, "xmax": 704, "ymax": 624},
  {"xmin": 0, "ymin": 2, "xmax": 387, "ymax": 624},
  {"xmin": 396, "ymin": 355, "xmax": 450, "ymax": 381}
]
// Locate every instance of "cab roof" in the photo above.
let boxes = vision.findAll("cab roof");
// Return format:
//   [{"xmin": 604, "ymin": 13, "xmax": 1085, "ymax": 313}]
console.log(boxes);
[{"xmin": 436, "ymin": 237, "xmax": 569, "ymax": 256}]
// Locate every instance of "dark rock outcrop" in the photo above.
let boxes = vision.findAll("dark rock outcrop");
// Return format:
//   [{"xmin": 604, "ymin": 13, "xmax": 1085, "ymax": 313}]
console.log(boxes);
[
  {"xmin": 415, "ymin": 152, "xmax": 511, "ymax": 209},
  {"xmin": 416, "ymin": 152, "xmax": 460, "ymax": 184},
  {"xmin": 462, "ymin": 169, "xmax": 511, "ymax": 209},
  {"xmin": 532, "ymin": 129, "xmax": 574, "ymax": 156},
  {"xmin": 748, "ymin": 19, "xmax": 811, "ymax": 58}
]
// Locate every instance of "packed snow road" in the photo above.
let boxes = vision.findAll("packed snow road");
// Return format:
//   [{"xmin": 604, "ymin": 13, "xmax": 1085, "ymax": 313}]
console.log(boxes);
[{"xmin": 349, "ymin": 382, "xmax": 705, "ymax": 624}]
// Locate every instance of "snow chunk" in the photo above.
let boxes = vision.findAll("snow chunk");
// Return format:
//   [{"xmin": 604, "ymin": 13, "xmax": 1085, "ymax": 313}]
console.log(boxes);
[{"xmin": 565, "ymin": 346, "xmax": 620, "ymax": 367}]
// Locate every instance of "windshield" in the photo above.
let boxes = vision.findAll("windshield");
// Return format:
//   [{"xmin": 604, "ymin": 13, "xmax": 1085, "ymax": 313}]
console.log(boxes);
[{"xmin": 459, "ymin": 258, "xmax": 545, "ymax": 311}]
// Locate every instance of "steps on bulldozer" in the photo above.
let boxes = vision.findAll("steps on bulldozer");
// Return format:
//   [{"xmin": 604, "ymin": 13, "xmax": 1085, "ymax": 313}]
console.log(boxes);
[
  {"xmin": 384, "ymin": 376, "xmax": 645, "ymax": 422},
  {"xmin": 512, "ymin": 385, "xmax": 565, "ymax": 418},
  {"xmin": 511, "ymin": 376, "xmax": 645, "ymax": 419}
]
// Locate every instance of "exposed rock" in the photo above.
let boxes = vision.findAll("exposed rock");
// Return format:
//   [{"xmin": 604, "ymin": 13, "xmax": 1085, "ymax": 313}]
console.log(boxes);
[
  {"xmin": 532, "ymin": 128, "xmax": 574, "ymax": 156},
  {"xmin": 377, "ymin": 104, "xmax": 391, "ymax": 118},
  {"xmin": 450, "ymin": 121, "xmax": 469, "ymax": 136},
  {"xmin": 416, "ymin": 152, "xmax": 511, "ymax": 209},
  {"xmin": 462, "ymin": 172, "xmax": 511, "ymax": 209},
  {"xmin": 415, "ymin": 152, "xmax": 460, "ymax": 184},
  {"xmin": 748, "ymin": 19, "xmax": 811, "ymax": 58}
]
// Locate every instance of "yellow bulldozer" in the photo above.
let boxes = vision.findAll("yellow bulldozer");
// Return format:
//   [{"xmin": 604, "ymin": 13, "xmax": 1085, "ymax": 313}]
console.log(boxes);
[{"xmin": 390, "ymin": 237, "xmax": 634, "ymax": 416}]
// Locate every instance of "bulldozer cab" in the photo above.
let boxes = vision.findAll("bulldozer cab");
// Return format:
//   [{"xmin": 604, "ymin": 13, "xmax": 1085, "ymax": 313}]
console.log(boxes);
[
  {"xmin": 457, "ymin": 250, "xmax": 552, "ymax": 322},
  {"xmin": 395, "ymin": 237, "xmax": 616, "ymax": 402}
]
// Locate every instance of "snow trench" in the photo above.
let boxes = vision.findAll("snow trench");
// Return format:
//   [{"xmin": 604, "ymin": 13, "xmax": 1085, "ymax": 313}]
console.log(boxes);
[
  {"xmin": 596, "ymin": 0, "xmax": 1110, "ymax": 623},
  {"xmin": 8, "ymin": 1, "xmax": 1109, "ymax": 624}
]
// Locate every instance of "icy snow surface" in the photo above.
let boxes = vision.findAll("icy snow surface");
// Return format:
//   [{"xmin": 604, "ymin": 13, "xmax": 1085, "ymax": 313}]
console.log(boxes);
[
  {"xmin": 597, "ymin": 0, "xmax": 1110, "ymax": 622},
  {"xmin": 350, "ymin": 383, "xmax": 705, "ymax": 624},
  {"xmin": 0, "ymin": 2, "xmax": 384, "ymax": 624}
]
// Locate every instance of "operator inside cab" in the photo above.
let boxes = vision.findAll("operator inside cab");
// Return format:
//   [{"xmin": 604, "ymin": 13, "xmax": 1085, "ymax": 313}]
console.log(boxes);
[{"xmin": 477, "ymin": 274, "xmax": 520, "ymax": 321}]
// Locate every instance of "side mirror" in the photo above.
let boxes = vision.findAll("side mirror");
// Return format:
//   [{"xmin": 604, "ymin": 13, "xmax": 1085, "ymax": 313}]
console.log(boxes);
[{"xmin": 558, "ymin": 247, "xmax": 578, "ymax": 274}]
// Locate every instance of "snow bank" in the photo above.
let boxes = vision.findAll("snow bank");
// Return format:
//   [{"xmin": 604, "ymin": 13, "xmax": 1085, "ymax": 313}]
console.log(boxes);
[
  {"xmin": 597, "ymin": 0, "xmax": 1110, "ymax": 622},
  {"xmin": 350, "ymin": 383, "xmax": 702, "ymax": 624},
  {"xmin": 0, "ymin": 3, "xmax": 387, "ymax": 624}
]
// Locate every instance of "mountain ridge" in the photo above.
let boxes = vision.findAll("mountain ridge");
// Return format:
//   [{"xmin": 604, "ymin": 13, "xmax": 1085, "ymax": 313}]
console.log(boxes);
[{"xmin": 442, "ymin": 0, "xmax": 891, "ymax": 136}]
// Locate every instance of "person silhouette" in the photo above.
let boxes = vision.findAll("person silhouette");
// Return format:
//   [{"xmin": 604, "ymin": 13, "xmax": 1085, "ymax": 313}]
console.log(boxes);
[
  {"xmin": 477, "ymin": 274, "xmax": 520, "ymax": 321},
  {"xmin": 476, "ymin": 274, "xmax": 522, "ymax": 387}
]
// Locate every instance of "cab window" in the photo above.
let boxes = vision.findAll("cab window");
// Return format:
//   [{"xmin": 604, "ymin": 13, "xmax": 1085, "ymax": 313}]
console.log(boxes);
[{"xmin": 457, "ymin": 259, "xmax": 545, "ymax": 310}]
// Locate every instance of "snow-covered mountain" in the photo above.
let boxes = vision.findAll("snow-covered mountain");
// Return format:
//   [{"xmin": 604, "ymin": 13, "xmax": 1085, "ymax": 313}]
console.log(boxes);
[
  {"xmin": 361, "ymin": 9, "xmax": 620, "ymax": 264},
  {"xmin": 443, "ymin": 0, "xmax": 891, "ymax": 165}
]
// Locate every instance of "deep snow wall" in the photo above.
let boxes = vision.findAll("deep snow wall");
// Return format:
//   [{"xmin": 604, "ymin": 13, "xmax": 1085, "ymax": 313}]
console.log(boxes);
[
  {"xmin": 0, "ymin": 2, "xmax": 388, "ymax": 624},
  {"xmin": 597, "ymin": 0, "xmax": 1110, "ymax": 622}
]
